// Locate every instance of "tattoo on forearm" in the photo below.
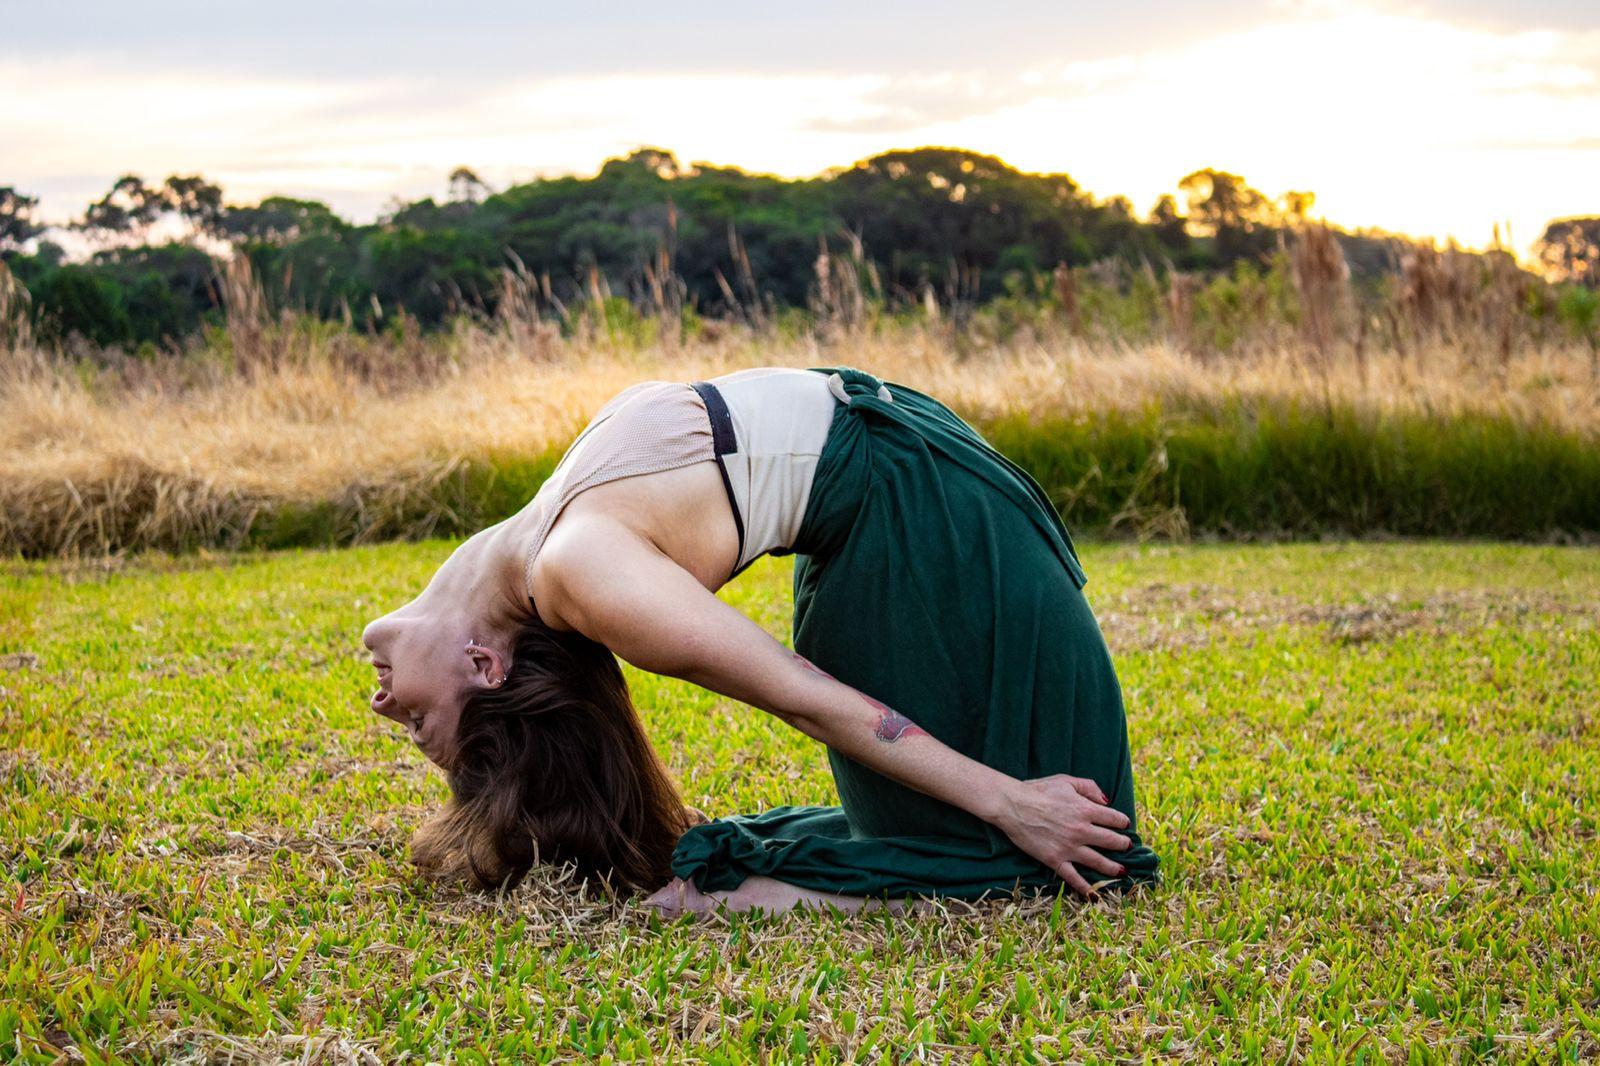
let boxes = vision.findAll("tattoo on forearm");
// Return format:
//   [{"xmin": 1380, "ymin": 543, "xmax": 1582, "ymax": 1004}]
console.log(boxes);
[
  {"xmin": 792, "ymin": 652, "xmax": 929, "ymax": 743},
  {"xmin": 867, "ymin": 694, "xmax": 929, "ymax": 742}
]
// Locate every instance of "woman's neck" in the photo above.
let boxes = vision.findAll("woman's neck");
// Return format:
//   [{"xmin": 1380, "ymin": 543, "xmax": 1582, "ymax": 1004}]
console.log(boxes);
[{"xmin": 423, "ymin": 521, "xmax": 533, "ymax": 643}]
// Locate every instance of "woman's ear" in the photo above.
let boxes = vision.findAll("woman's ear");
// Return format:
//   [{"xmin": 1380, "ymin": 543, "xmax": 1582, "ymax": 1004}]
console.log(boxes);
[{"xmin": 464, "ymin": 639, "xmax": 510, "ymax": 690}]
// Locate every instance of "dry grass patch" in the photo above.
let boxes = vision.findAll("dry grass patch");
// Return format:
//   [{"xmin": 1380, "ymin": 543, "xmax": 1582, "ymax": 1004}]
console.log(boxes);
[
  {"xmin": 1095, "ymin": 582, "xmax": 1594, "ymax": 652},
  {"xmin": 3, "ymin": 324, "xmax": 1597, "ymax": 554}
]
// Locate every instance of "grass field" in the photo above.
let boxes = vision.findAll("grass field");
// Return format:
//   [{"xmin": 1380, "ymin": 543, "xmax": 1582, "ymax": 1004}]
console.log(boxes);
[{"xmin": 3, "ymin": 540, "xmax": 1598, "ymax": 1061}]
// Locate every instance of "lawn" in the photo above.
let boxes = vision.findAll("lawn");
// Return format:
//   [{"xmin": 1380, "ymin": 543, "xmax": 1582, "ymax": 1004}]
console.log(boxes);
[{"xmin": 2, "ymin": 541, "xmax": 1596, "ymax": 1062}]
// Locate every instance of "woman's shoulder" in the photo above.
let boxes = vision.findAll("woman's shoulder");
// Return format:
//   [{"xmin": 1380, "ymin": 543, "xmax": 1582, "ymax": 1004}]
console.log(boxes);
[
  {"xmin": 561, "ymin": 379, "xmax": 702, "ymax": 450},
  {"xmin": 706, "ymin": 366, "xmax": 826, "ymax": 387},
  {"xmin": 592, "ymin": 378, "xmax": 687, "ymax": 416}
]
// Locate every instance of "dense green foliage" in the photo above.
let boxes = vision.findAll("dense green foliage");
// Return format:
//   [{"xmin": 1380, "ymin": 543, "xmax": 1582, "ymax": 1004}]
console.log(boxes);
[
  {"xmin": 4, "ymin": 150, "xmax": 1446, "ymax": 348},
  {"xmin": 3, "ymin": 542, "xmax": 1596, "ymax": 1059}
]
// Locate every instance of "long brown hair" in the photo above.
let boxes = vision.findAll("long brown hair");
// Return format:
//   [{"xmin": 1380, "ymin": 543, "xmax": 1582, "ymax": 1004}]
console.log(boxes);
[{"xmin": 410, "ymin": 605, "xmax": 694, "ymax": 893}]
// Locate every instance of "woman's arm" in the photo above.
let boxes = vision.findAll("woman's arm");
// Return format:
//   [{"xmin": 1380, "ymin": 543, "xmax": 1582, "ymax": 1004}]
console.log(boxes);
[{"xmin": 540, "ymin": 518, "xmax": 1134, "ymax": 897}]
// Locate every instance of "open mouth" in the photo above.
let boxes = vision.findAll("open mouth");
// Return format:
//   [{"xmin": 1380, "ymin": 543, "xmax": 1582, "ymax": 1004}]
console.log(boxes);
[{"xmin": 370, "ymin": 659, "xmax": 394, "ymax": 709}]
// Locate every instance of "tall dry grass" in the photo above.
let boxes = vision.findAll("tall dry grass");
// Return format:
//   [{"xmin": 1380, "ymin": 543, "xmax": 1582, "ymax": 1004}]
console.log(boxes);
[{"xmin": 1, "ymin": 240, "xmax": 1596, "ymax": 556}]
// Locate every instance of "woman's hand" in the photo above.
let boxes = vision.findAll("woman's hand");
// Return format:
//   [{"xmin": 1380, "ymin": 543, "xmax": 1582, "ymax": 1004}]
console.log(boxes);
[{"xmin": 992, "ymin": 775, "xmax": 1134, "ymax": 897}]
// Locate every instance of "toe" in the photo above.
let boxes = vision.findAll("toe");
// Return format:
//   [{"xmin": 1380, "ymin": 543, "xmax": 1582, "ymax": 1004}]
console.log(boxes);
[{"xmin": 644, "ymin": 878, "xmax": 687, "ymax": 918}]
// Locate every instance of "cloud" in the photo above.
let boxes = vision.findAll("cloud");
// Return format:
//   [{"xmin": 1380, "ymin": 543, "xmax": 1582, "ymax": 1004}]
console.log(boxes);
[
  {"xmin": 4, "ymin": 1, "xmax": 1596, "ymax": 256},
  {"xmin": 802, "ymin": 75, "xmax": 1049, "ymax": 135},
  {"xmin": 888, "ymin": 1, "xmax": 1600, "ymax": 251}
]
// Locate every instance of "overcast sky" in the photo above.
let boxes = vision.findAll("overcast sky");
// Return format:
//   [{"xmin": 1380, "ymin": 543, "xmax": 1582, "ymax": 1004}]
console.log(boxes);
[{"xmin": 5, "ymin": 0, "xmax": 1596, "ymax": 256}]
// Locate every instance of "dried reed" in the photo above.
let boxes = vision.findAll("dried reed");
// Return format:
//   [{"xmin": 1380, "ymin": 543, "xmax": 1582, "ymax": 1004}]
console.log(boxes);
[{"xmin": 2, "ymin": 311, "xmax": 1595, "ymax": 556}]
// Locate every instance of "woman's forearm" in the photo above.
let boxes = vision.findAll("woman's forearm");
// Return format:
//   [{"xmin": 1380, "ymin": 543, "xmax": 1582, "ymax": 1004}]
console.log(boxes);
[{"xmin": 780, "ymin": 652, "xmax": 1016, "ymax": 825}]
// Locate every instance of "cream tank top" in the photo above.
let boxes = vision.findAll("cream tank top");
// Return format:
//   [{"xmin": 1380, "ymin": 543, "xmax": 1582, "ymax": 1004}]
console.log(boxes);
[{"xmin": 521, "ymin": 367, "xmax": 842, "ymax": 591}]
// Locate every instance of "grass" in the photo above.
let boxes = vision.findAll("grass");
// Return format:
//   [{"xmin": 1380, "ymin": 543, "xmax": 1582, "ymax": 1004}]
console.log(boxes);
[
  {"xmin": 2, "ymin": 540, "xmax": 1597, "ymax": 1061},
  {"xmin": 9, "ymin": 400, "xmax": 1597, "ymax": 558},
  {"xmin": 4, "ymin": 322, "xmax": 1598, "ymax": 555}
]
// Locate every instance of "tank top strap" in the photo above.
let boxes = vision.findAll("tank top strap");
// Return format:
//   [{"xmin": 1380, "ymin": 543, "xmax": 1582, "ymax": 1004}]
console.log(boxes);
[{"xmin": 522, "ymin": 380, "xmax": 718, "ymax": 593}]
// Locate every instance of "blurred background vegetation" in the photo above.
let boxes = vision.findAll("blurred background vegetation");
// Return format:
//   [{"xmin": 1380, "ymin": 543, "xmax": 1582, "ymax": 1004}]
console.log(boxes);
[
  {"xmin": 2, "ymin": 146, "xmax": 1597, "ymax": 557},
  {"xmin": 2, "ymin": 146, "xmax": 1596, "ymax": 357}
]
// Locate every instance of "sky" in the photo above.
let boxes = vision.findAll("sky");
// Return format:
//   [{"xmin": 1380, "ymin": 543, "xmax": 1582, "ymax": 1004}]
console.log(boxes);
[{"xmin": 4, "ymin": 0, "xmax": 1596, "ymax": 259}]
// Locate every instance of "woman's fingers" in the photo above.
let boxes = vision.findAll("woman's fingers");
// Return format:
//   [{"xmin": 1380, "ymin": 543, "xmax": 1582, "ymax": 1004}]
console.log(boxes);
[
  {"xmin": 1072, "ymin": 845, "xmax": 1126, "ymax": 879},
  {"xmin": 1087, "ymin": 803, "xmax": 1131, "ymax": 830},
  {"xmin": 1084, "ymin": 825, "xmax": 1134, "ymax": 852},
  {"xmin": 1055, "ymin": 860, "xmax": 1095, "ymax": 898},
  {"xmin": 1000, "ymin": 775, "xmax": 1137, "ymax": 897},
  {"xmin": 1056, "ymin": 847, "xmax": 1126, "ymax": 894},
  {"xmin": 1064, "ymin": 775, "xmax": 1109, "ymax": 804}
]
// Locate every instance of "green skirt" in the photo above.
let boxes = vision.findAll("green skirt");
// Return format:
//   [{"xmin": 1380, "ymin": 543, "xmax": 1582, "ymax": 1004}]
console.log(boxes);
[{"xmin": 669, "ymin": 365, "xmax": 1160, "ymax": 899}]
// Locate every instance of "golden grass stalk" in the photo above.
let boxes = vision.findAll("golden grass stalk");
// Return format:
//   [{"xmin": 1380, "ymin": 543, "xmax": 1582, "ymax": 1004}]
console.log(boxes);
[{"xmin": 2, "ymin": 309, "xmax": 1596, "ymax": 556}]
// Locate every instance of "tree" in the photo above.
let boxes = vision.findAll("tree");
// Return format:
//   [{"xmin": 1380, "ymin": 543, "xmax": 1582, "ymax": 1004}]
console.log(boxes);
[
  {"xmin": 82, "ymin": 175, "xmax": 166, "ymax": 235},
  {"xmin": 384, "ymin": 196, "xmax": 476, "ymax": 231},
  {"xmin": 162, "ymin": 175, "xmax": 224, "ymax": 235},
  {"xmin": 92, "ymin": 244, "xmax": 221, "ymax": 343},
  {"xmin": 0, "ymin": 187, "xmax": 41, "ymax": 251},
  {"xmin": 29, "ymin": 266, "xmax": 131, "ymax": 347},
  {"xmin": 447, "ymin": 166, "xmax": 490, "ymax": 204},
  {"xmin": 1149, "ymin": 194, "xmax": 1190, "ymax": 257},
  {"xmin": 607, "ymin": 148, "xmax": 683, "ymax": 180},
  {"xmin": 829, "ymin": 147, "xmax": 1107, "ymax": 300},
  {"xmin": 1536, "ymin": 218, "xmax": 1600, "ymax": 287},
  {"xmin": 218, "ymin": 196, "xmax": 345, "ymax": 244},
  {"xmin": 1177, "ymin": 169, "xmax": 1285, "ymax": 265}
]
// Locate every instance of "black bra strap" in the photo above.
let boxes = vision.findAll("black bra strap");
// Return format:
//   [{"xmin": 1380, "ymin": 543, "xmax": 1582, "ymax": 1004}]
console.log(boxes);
[
  {"xmin": 688, "ymin": 381, "xmax": 747, "ymax": 577},
  {"xmin": 688, "ymin": 380, "xmax": 738, "ymax": 456}
]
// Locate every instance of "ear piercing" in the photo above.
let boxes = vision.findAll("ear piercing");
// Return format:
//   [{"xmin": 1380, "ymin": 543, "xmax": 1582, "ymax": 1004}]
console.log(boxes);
[{"xmin": 467, "ymin": 639, "xmax": 507, "ymax": 686}]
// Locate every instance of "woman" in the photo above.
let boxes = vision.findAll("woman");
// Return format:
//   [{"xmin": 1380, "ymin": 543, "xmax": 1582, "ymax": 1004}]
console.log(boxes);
[{"xmin": 361, "ymin": 365, "xmax": 1159, "ymax": 917}]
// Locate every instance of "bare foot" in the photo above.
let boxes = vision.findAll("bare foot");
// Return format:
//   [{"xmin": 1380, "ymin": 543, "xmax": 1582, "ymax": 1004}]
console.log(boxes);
[
  {"xmin": 646, "ymin": 875, "xmax": 933, "ymax": 919},
  {"xmin": 644, "ymin": 876, "xmax": 715, "ymax": 919}
]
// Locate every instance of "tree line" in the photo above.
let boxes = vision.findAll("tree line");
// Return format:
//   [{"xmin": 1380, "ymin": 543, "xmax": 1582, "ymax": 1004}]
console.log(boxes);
[{"xmin": 1, "ymin": 146, "xmax": 1595, "ymax": 350}]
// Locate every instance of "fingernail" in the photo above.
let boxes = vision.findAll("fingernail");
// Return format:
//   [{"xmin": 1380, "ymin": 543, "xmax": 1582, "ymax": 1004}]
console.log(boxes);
[
  {"xmin": 1116, "ymin": 865, "xmax": 1127, "ymax": 876},
  {"xmin": 1098, "ymin": 791, "xmax": 1109, "ymax": 804}
]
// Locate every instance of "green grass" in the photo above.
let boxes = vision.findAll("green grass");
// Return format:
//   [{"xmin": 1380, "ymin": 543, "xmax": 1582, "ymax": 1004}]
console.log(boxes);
[
  {"xmin": 2, "ymin": 541, "xmax": 1597, "ymax": 1061},
  {"xmin": 985, "ymin": 402, "xmax": 1600, "ymax": 540}
]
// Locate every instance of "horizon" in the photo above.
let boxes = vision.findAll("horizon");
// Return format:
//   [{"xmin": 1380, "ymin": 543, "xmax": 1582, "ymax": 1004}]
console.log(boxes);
[
  {"xmin": 19, "ymin": 141, "xmax": 1566, "ymax": 262},
  {"xmin": 6, "ymin": 0, "xmax": 1597, "ymax": 260}
]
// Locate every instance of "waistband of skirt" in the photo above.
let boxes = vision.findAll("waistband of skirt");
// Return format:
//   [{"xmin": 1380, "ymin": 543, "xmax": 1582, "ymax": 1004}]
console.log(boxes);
[{"xmin": 799, "ymin": 364, "xmax": 1089, "ymax": 589}]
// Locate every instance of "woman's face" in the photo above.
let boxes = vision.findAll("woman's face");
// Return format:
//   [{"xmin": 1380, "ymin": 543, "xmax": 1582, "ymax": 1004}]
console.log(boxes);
[{"xmin": 360, "ymin": 606, "xmax": 470, "ymax": 768}]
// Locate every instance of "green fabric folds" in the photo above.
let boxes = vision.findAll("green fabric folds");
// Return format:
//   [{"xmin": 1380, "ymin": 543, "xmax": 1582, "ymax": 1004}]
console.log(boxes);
[{"xmin": 669, "ymin": 365, "xmax": 1160, "ymax": 899}]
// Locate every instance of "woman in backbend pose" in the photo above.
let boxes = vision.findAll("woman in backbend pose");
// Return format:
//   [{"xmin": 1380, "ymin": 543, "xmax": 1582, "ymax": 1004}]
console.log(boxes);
[{"xmin": 361, "ymin": 365, "xmax": 1158, "ymax": 916}]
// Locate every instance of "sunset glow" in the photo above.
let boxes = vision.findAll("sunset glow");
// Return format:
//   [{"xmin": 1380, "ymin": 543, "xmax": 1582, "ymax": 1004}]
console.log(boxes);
[{"xmin": 5, "ymin": 0, "xmax": 1595, "ymax": 258}]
